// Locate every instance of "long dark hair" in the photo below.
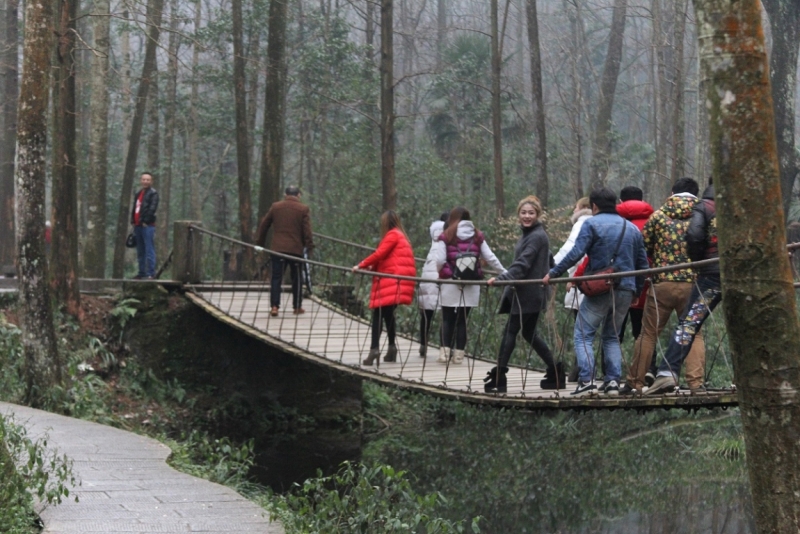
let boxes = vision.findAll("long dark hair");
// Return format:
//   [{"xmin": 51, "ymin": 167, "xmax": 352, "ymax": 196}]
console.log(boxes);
[
  {"xmin": 379, "ymin": 210, "xmax": 406, "ymax": 237},
  {"xmin": 441, "ymin": 206, "xmax": 478, "ymax": 245}
]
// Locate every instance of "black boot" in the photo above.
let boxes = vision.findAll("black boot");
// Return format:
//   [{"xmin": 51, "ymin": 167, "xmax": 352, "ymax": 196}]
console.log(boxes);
[
  {"xmin": 383, "ymin": 345, "xmax": 397, "ymax": 362},
  {"xmin": 541, "ymin": 362, "xmax": 567, "ymax": 390},
  {"xmin": 568, "ymin": 357, "xmax": 579, "ymax": 383},
  {"xmin": 484, "ymin": 367, "xmax": 508, "ymax": 393}
]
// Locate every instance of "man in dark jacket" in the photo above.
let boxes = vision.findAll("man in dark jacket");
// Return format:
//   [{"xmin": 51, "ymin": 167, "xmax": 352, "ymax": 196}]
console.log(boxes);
[
  {"xmin": 255, "ymin": 185, "xmax": 315, "ymax": 316},
  {"xmin": 544, "ymin": 188, "xmax": 649, "ymax": 396},
  {"xmin": 130, "ymin": 172, "xmax": 159, "ymax": 279},
  {"xmin": 646, "ymin": 181, "xmax": 720, "ymax": 395}
]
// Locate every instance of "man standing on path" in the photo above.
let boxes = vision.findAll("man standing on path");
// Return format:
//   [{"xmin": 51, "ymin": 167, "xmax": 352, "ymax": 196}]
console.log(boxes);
[
  {"xmin": 543, "ymin": 188, "xmax": 649, "ymax": 396},
  {"xmin": 646, "ymin": 180, "xmax": 719, "ymax": 395},
  {"xmin": 131, "ymin": 172, "xmax": 159, "ymax": 279},
  {"xmin": 256, "ymin": 185, "xmax": 314, "ymax": 316}
]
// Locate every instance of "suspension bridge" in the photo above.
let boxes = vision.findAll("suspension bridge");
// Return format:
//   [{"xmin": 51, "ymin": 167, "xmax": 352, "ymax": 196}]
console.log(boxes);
[{"xmin": 174, "ymin": 222, "xmax": 744, "ymax": 411}]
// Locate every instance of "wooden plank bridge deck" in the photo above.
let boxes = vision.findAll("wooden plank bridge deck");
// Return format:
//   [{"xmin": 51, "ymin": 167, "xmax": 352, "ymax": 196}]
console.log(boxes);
[{"xmin": 186, "ymin": 286, "xmax": 738, "ymax": 411}]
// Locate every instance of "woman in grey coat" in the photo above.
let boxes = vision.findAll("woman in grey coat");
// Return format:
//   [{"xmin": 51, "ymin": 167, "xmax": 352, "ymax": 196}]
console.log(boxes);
[{"xmin": 486, "ymin": 196, "xmax": 564, "ymax": 393}]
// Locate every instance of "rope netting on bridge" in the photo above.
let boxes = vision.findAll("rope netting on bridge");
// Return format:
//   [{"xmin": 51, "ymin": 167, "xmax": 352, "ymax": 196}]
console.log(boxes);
[{"xmin": 183, "ymin": 224, "xmax": 800, "ymax": 407}]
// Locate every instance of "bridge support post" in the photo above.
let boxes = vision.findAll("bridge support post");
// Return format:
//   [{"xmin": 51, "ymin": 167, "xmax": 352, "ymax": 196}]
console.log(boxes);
[{"xmin": 173, "ymin": 221, "xmax": 203, "ymax": 283}]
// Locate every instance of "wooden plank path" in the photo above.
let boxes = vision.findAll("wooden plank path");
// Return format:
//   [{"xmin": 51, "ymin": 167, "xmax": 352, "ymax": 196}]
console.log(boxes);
[{"xmin": 186, "ymin": 287, "xmax": 739, "ymax": 411}]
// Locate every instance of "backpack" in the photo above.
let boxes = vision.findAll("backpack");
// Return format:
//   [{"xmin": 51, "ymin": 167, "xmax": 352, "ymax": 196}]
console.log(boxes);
[{"xmin": 451, "ymin": 238, "xmax": 483, "ymax": 281}]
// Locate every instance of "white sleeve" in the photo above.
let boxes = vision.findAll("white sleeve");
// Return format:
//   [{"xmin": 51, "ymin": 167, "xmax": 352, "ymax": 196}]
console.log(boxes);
[
  {"xmin": 433, "ymin": 241, "xmax": 447, "ymax": 271},
  {"xmin": 553, "ymin": 218, "xmax": 585, "ymax": 265},
  {"xmin": 480, "ymin": 241, "xmax": 505, "ymax": 272}
]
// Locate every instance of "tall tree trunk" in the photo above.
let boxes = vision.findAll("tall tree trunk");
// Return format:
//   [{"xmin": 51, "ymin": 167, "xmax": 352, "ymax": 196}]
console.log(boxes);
[
  {"xmin": 651, "ymin": 0, "xmax": 669, "ymax": 198},
  {"xmin": 232, "ymin": 0, "xmax": 253, "ymax": 242},
  {"xmin": 187, "ymin": 0, "xmax": 201, "ymax": 220},
  {"xmin": 158, "ymin": 0, "xmax": 179, "ymax": 263},
  {"xmin": 669, "ymin": 0, "xmax": 687, "ymax": 184},
  {"xmin": 380, "ymin": 0, "xmax": 396, "ymax": 211},
  {"xmin": 246, "ymin": 28, "xmax": 260, "ymax": 178},
  {"xmin": 762, "ymin": 0, "xmax": 800, "ymax": 222},
  {"xmin": 693, "ymin": 0, "xmax": 800, "ymax": 531},
  {"xmin": 83, "ymin": 0, "xmax": 110, "ymax": 278},
  {"xmin": 146, "ymin": 70, "xmax": 160, "ymax": 174},
  {"xmin": 526, "ymin": 0, "xmax": 547, "ymax": 206},
  {"xmin": 258, "ymin": 0, "xmax": 288, "ymax": 218},
  {"xmin": 51, "ymin": 0, "xmax": 81, "ymax": 316},
  {"xmin": 563, "ymin": 0, "xmax": 583, "ymax": 200},
  {"xmin": 490, "ymin": 0, "xmax": 504, "ymax": 217},
  {"xmin": 111, "ymin": 0, "xmax": 164, "ymax": 278},
  {"xmin": 0, "ymin": 0, "xmax": 19, "ymax": 269},
  {"xmin": 16, "ymin": 0, "xmax": 61, "ymax": 405},
  {"xmin": 436, "ymin": 0, "xmax": 445, "ymax": 67},
  {"xmin": 588, "ymin": 0, "xmax": 627, "ymax": 189}
]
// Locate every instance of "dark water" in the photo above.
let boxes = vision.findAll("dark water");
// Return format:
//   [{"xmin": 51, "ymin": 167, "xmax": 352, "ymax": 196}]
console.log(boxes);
[{"xmin": 253, "ymin": 390, "xmax": 754, "ymax": 533}]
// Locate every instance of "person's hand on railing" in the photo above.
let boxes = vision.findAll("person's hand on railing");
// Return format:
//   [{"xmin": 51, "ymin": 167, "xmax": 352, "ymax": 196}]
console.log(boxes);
[
  {"xmin": 542, "ymin": 274, "xmax": 551, "ymax": 285},
  {"xmin": 487, "ymin": 277, "xmax": 497, "ymax": 286},
  {"xmin": 254, "ymin": 246, "xmax": 266, "ymax": 253},
  {"xmin": 566, "ymin": 282, "xmax": 574, "ymax": 291}
]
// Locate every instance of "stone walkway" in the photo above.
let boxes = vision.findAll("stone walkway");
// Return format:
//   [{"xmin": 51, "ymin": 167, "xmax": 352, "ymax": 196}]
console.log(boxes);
[{"xmin": 0, "ymin": 402, "xmax": 283, "ymax": 533}]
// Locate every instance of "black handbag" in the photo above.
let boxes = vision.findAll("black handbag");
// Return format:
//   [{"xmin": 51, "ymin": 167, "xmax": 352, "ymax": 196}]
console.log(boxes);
[
  {"xmin": 125, "ymin": 232, "xmax": 137, "ymax": 248},
  {"xmin": 577, "ymin": 221, "xmax": 626, "ymax": 297}
]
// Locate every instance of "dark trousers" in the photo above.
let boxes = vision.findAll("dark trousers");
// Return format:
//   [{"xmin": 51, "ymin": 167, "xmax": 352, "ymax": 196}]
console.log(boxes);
[
  {"xmin": 371, "ymin": 305, "xmax": 397, "ymax": 349},
  {"xmin": 659, "ymin": 274, "xmax": 722, "ymax": 376},
  {"xmin": 271, "ymin": 254, "xmax": 303, "ymax": 309},
  {"xmin": 497, "ymin": 312, "xmax": 554, "ymax": 369},
  {"xmin": 619, "ymin": 307, "xmax": 644, "ymax": 344},
  {"xmin": 442, "ymin": 306, "xmax": 471, "ymax": 350},
  {"xmin": 420, "ymin": 309, "xmax": 439, "ymax": 347},
  {"xmin": 134, "ymin": 225, "xmax": 156, "ymax": 278}
]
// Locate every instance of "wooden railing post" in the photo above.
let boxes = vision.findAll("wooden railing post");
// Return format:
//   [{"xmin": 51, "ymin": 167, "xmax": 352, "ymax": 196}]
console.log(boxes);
[{"xmin": 173, "ymin": 221, "xmax": 203, "ymax": 283}]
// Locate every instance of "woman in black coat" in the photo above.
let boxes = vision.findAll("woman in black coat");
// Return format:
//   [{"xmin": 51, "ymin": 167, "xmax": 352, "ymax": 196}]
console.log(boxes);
[{"xmin": 485, "ymin": 196, "xmax": 565, "ymax": 393}]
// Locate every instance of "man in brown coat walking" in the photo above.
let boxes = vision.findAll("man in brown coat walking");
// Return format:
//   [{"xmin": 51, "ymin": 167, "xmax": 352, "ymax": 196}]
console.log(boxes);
[{"xmin": 255, "ymin": 185, "xmax": 314, "ymax": 316}]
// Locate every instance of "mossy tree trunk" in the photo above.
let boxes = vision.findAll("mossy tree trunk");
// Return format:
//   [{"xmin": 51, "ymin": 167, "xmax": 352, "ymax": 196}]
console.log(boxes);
[
  {"xmin": 694, "ymin": 0, "xmax": 800, "ymax": 530},
  {"xmin": 380, "ymin": 0, "xmax": 396, "ymax": 211},
  {"xmin": 16, "ymin": 0, "xmax": 62, "ymax": 405},
  {"xmin": 527, "ymin": 0, "xmax": 547, "ymax": 207},
  {"xmin": 0, "ymin": 0, "xmax": 18, "ymax": 270}
]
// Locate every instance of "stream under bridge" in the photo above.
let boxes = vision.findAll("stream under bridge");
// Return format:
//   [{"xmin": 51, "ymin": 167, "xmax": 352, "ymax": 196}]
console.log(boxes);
[{"xmin": 175, "ymin": 222, "xmax": 745, "ymax": 412}]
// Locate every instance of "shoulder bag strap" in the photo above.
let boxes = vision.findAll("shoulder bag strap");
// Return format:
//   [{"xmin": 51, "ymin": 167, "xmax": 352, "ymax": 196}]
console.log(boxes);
[{"xmin": 609, "ymin": 220, "xmax": 627, "ymax": 266}]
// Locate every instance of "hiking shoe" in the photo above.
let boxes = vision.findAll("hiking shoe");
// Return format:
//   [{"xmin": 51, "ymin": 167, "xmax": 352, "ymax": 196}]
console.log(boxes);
[
  {"xmin": 619, "ymin": 383, "xmax": 638, "ymax": 396},
  {"xmin": 293, "ymin": 308, "xmax": 305, "ymax": 315},
  {"xmin": 604, "ymin": 380, "xmax": 620, "ymax": 396},
  {"xmin": 571, "ymin": 381, "xmax": 597, "ymax": 397},
  {"xmin": 270, "ymin": 306, "xmax": 279, "ymax": 317},
  {"xmin": 644, "ymin": 375, "xmax": 677, "ymax": 395},
  {"xmin": 645, "ymin": 372, "xmax": 656, "ymax": 387},
  {"xmin": 689, "ymin": 385, "xmax": 708, "ymax": 395}
]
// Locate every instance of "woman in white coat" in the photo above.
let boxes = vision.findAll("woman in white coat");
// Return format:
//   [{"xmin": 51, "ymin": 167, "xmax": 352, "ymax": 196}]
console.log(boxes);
[
  {"xmin": 433, "ymin": 207, "xmax": 505, "ymax": 364},
  {"xmin": 417, "ymin": 213, "xmax": 448, "ymax": 357},
  {"xmin": 553, "ymin": 197, "xmax": 592, "ymax": 315}
]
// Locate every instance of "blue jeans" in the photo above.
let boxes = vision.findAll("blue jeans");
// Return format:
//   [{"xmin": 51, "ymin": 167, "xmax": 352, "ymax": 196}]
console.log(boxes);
[
  {"xmin": 134, "ymin": 225, "xmax": 156, "ymax": 278},
  {"xmin": 658, "ymin": 274, "xmax": 721, "ymax": 377},
  {"xmin": 271, "ymin": 254, "xmax": 303, "ymax": 309},
  {"xmin": 574, "ymin": 289, "xmax": 633, "ymax": 383}
]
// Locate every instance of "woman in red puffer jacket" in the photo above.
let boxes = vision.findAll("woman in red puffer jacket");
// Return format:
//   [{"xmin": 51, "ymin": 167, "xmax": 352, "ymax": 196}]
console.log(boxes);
[{"xmin": 353, "ymin": 211, "xmax": 416, "ymax": 366}]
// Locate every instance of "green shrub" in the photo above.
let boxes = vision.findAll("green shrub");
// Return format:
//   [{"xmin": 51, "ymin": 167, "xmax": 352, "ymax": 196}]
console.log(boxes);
[
  {"xmin": 267, "ymin": 461, "xmax": 481, "ymax": 533},
  {"xmin": 0, "ymin": 415, "xmax": 77, "ymax": 533}
]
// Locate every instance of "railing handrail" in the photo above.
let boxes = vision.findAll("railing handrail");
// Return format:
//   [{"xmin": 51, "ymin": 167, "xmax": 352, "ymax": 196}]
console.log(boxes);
[{"xmin": 190, "ymin": 224, "xmax": 800, "ymax": 287}]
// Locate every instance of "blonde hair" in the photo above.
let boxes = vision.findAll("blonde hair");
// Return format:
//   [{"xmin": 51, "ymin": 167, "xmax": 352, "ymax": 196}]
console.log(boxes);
[
  {"xmin": 576, "ymin": 197, "xmax": 591, "ymax": 210},
  {"xmin": 517, "ymin": 195, "xmax": 542, "ymax": 216}
]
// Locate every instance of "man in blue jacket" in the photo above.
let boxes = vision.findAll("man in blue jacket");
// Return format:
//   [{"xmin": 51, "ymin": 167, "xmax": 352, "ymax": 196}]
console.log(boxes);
[{"xmin": 543, "ymin": 188, "xmax": 649, "ymax": 396}]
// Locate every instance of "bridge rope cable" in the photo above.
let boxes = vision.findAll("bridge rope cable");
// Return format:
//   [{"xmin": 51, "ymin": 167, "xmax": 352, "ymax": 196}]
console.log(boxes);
[{"xmin": 186, "ymin": 224, "xmax": 799, "ymax": 401}]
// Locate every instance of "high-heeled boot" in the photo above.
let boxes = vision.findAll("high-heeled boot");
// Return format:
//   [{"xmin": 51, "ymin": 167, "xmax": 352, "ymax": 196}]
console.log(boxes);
[
  {"xmin": 383, "ymin": 345, "xmax": 397, "ymax": 362},
  {"xmin": 363, "ymin": 348, "xmax": 381, "ymax": 366},
  {"xmin": 484, "ymin": 366, "xmax": 509, "ymax": 393}
]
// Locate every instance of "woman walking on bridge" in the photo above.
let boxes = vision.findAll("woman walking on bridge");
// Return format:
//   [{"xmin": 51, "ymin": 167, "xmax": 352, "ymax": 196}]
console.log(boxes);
[
  {"xmin": 433, "ymin": 207, "xmax": 505, "ymax": 364},
  {"xmin": 486, "ymin": 196, "xmax": 561, "ymax": 393},
  {"xmin": 354, "ymin": 211, "xmax": 416, "ymax": 366}
]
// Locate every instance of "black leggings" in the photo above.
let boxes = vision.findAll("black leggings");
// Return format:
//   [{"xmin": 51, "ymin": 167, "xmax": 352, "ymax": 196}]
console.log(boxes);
[
  {"xmin": 371, "ymin": 305, "xmax": 397, "ymax": 349},
  {"xmin": 442, "ymin": 306, "xmax": 471, "ymax": 350},
  {"xmin": 420, "ymin": 309, "xmax": 440, "ymax": 347},
  {"xmin": 497, "ymin": 312, "xmax": 554, "ymax": 369}
]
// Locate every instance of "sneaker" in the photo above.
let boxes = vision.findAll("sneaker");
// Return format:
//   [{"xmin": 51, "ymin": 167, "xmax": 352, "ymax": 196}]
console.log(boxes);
[
  {"xmin": 571, "ymin": 381, "xmax": 597, "ymax": 397},
  {"xmin": 689, "ymin": 385, "xmax": 708, "ymax": 395},
  {"xmin": 644, "ymin": 375, "xmax": 677, "ymax": 395},
  {"xmin": 619, "ymin": 383, "xmax": 638, "ymax": 396},
  {"xmin": 645, "ymin": 372, "xmax": 656, "ymax": 387},
  {"xmin": 604, "ymin": 380, "xmax": 620, "ymax": 396}
]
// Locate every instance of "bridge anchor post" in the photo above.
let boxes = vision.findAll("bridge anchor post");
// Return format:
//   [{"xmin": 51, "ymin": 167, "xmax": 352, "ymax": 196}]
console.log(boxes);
[{"xmin": 173, "ymin": 221, "xmax": 203, "ymax": 284}]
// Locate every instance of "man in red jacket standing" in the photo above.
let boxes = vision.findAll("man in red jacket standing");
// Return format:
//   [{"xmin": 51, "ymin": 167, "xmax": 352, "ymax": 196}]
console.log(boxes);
[{"xmin": 256, "ymin": 185, "xmax": 314, "ymax": 316}]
